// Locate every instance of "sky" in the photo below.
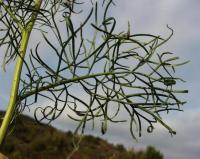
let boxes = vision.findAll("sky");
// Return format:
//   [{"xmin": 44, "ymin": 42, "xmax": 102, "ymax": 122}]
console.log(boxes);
[
  {"xmin": 0, "ymin": 0, "xmax": 200, "ymax": 159},
  {"xmin": 99, "ymin": 1, "xmax": 200, "ymax": 159}
]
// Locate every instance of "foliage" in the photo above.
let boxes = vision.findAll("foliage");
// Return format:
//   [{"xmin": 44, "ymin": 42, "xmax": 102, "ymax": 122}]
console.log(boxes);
[
  {"xmin": 0, "ymin": 111, "xmax": 163, "ymax": 159},
  {"xmin": 0, "ymin": 0, "xmax": 188, "ymax": 145}
]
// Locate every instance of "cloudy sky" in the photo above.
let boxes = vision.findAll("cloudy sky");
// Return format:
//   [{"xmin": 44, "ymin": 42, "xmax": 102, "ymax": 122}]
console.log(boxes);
[
  {"xmin": 0, "ymin": 0, "xmax": 200, "ymax": 159},
  {"xmin": 101, "ymin": 1, "xmax": 200, "ymax": 159}
]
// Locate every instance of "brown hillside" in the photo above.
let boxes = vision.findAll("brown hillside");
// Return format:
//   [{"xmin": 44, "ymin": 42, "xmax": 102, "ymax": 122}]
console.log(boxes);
[{"xmin": 0, "ymin": 111, "xmax": 163, "ymax": 159}]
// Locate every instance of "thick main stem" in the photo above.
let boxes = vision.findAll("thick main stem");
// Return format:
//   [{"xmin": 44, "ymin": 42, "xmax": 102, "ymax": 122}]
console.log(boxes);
[
  {"xmin": 0, "ymin": 31, "xmax": 29, "ymax": 144},
  {"xmin": 0, "ymin": 0, "xmax": 42, "ymax": 145}
]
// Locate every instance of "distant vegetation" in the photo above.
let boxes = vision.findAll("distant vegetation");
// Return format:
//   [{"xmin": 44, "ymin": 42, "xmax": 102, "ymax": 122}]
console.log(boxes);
[{"xmin": 0, "ymin": 111, "xmax": 163, "ymax": 159}]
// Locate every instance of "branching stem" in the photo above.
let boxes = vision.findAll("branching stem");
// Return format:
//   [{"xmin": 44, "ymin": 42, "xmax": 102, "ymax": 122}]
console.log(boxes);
[
  {"xmin": 0, "ymin": 0, "xmax": 23, "ymax": 30},
  {"xmin": 0, "ymin": 0, "xmax": 42, "ymax": 145}
]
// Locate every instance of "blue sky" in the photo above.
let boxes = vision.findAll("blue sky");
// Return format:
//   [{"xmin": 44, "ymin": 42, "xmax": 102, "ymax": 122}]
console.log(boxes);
[{"xmin": 0, "ymin": 1, "xmax": 200, "ymax": 159}]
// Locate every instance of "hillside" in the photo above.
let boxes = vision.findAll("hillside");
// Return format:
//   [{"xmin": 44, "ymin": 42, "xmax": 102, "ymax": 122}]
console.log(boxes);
[{"xmin": 0, "ymin": 111, "xmax": 163, "ymax": 159}]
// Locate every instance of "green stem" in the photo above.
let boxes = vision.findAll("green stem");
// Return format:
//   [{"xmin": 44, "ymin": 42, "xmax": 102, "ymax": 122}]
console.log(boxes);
[
  {"xmin": 20, "ymin": 71, "xmax": 126, "ymax": 100},
  {"xmin": 0, "ymin": 0, "xmax": 42, "ymax": 145}
]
